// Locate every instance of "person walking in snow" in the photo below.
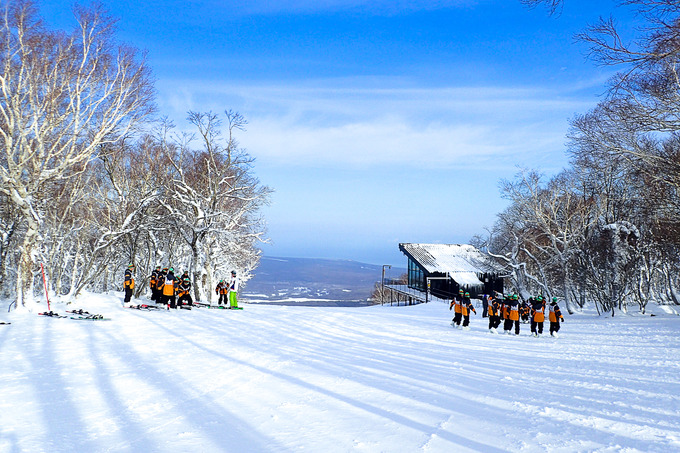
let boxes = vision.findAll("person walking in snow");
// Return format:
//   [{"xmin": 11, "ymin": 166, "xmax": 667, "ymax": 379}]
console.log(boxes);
[
  {"xmin": 450, "ymin": 289, "xmax": 464, "ymax": 327},
  {"xmin": 530, "ymin": 295, "xmax": 546, "ymax": 337},
  {"xmin": 228, "ymin": 270, "xmax": 239, "ymax": 309},
  {"xmin": 482, "ymin": 294, "xmax": 489, "ymax": 318},
  {"xmin": 488, "ymin": 295, "xmax": 501, "ymax": 333},
  {"xmin": 123, "ymin": 264, "xmax": 135, "ymax": 304},
  {"xmin": 502, "ymin": 294, "xmax": 512, "ymax": 333},
  {"xmin": 549, "ymin": 297, "xmax": 565, "ymax": 337},
  {"xmin": 521, "ymin": 300, "xmax": 531, "ymax": 323},
  {"xmin": 506, "ymin": 294, "xmax": 521, "ymax": 335},
  {"xmin": 215, "ymin": 279, "xmax": 228, "ymax": 305},
  {"xmin": 461, "ymin": 292, "xmax": 476, "ymax": 329}
]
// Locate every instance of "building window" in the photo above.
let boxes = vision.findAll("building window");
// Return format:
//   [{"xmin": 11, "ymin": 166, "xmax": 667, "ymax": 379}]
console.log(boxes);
[{"xmin": 408, "ymin": 259, "xmax": 425, "ymax": 292}]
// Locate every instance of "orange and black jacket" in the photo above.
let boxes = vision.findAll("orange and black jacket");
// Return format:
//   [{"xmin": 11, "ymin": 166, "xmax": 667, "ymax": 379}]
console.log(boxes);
[
  {"xmin": 150, "ymin": 270, "xmax": 159, "ymax": 289},
  {"xmin": 156, "ymin": 271, "xmax": 167, "ymax": 291},
  {"xmin": 520, "ymin": 304, "xmax": 530, "ymax": 318},
  {"xmin": 508, "ymin": 300, "xmax": 520, "ymax": 321},
  {"xmin": 215, "ymin": 282, "xmax": 228, "ymax": 295},
  {"xmin": 124, "ymin": 269, "xmax": 135, "ymax": 290},
  {"xmin": 461, "ymin": 298, "xmax": 476, "ymax": 316},
  {"xmin": 178, "ymin": 281, "xmax": 191, "ymax": 297},
  {"xmin": 162, "ymin": 273, "xmax": 177, "ymax": 296},
  {"xmin": 549, "ymin": 303, "xmax": 564, "ymax": 322},
  {"xmin": 530, "ymin": 301, "xmax": 546, "ymax": 322},
  {"xmin": 489, "ymin": 299, "xmax": 501, "ymax": 317}
]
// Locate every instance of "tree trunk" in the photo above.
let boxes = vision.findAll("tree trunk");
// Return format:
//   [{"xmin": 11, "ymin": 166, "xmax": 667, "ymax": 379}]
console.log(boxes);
[{"xmin": 16, "ymin": 213, "xmax": 40, "ymax": 310}]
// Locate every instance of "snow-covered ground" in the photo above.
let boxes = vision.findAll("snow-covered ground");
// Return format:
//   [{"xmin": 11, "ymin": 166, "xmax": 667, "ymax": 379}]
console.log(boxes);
[{"xmin": 1, "ymin": 294, "xmax": 679, "ymax": 453}]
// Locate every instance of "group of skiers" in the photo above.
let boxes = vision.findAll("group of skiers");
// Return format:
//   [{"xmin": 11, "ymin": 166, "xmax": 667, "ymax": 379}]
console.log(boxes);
[
  {"xmin": 450, "ymin": 290, "xmax": 565, "ymax": 337},
  {"xmin": 123, "ymin": 265, "xmax": 239, "ymax": 309},
  {"xmin": 147, "ymin": 266, "xmax": 195, "ymax": 309}
]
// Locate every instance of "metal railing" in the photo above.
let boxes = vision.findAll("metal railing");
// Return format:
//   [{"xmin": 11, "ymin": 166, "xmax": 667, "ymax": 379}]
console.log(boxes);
[{"xmin": 382, "ymin": 284, "xmax": 450, "ymax": 306}]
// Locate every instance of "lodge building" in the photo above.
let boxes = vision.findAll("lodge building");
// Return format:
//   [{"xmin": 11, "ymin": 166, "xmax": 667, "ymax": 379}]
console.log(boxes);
[{"xmin": 398, "ymin": 243, "xmax": 504, "ymax": 301}]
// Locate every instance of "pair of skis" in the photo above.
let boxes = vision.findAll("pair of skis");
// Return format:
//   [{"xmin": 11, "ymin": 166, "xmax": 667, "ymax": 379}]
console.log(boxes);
[
  {"xmin": 66, "ymin": 309, "xmax": 109, "ymax": 320},
  {"xmin": 127, "ymin": 304, "xmax": 161, "ymax": 311},
  {"xmin": 194, "ymin": 302, "xmax": 243, "ymax": 310},
  {"xmin": 38, "ymin": 310, "xmax": 110, "ymax": 320}
]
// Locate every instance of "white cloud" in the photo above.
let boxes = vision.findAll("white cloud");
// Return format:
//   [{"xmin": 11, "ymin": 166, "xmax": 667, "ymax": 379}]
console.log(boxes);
[{"xmin": 155, "ymin": 77, "xmax": 595, "ymax": 170}]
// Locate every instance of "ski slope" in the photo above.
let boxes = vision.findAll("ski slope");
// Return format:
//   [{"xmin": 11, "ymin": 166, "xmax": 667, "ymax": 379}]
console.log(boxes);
[{"xmin": 0, "ymin": 294, "xmax": 679, "ymax": 452}]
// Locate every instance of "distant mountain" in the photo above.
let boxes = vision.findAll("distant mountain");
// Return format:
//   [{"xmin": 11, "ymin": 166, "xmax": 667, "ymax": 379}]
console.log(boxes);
[{"xmin": 241, "ymin": 257, "xmax": 406, "ymax": 306}]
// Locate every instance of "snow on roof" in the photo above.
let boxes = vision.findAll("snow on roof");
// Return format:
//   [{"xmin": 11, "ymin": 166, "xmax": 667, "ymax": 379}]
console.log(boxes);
[{"xmin": 399, "ymin": 243, "xmax": 497, "ymax": 288}]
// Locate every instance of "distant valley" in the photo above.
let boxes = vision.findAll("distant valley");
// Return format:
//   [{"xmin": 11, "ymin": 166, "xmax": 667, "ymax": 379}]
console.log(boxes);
[{"xmin": 241, "ymin": 257, "xmax": 406, "ymax": 307}]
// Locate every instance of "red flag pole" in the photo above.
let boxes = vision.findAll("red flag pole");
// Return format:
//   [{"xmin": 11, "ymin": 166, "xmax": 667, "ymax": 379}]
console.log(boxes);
[{"xmin": 40, "ymin": 263, "xmax": 51, "ymax": 311}]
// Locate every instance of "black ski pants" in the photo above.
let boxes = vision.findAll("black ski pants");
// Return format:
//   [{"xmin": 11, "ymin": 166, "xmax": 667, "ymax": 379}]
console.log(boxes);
[
  {"xmin": 489, "ymin": 315, "xmax": 501, "ymax": 329},
  {"xmin": 550, "ymin": 321, "xmax": 561, "ymax": 334},
  {"xmin": 531, "ymin": 320, "xmax": 544, "ymax": 334}
]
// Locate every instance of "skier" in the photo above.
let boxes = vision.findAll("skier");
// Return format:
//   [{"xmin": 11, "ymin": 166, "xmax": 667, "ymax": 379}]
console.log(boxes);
[
  {"xmin": 461, "ymin": 292, "xmax": 476, "ymax": 329},
  {"xmin": 507, "ymin": 294, "xmax": 521, "ymax": 335},
  {"xmin": 155, "ymin": 267, "xmax": 168, "ymax": 305},
  {"xmin": 228, "ymin": 270, "xmax": 239, "ymax": 309},
  {"xmin": 520, "ymin": 299, "xmax": 531, "ymax": 323},
  {"xmin": 488, "ymin": 295, "xmax": 501, "ymax": 333},
  {"xmin": 450, "ymin": 289, "xmax": 464, "ymax": 328},
  {"xmin": 481, "ymin": 294, "xmax": 489, "ymax": 318},
  {"xmin": 215, "ymin": 280, "xmax": 228, "ymax": 305},
  {"xmin": 177, "ymin": 277, "xmax": 193, "ymax": 307},
  {"xmin": 149, "ymin": 265, "xmax": 161, "ymax": 301},
  {"xmin": 123, "ymin": 264, "xmax": 135, "ymax": 304},
  {"xmin": 162, "ymin": 267, "xmax": 178, "ymax": 309},
  {"xmin": 549, "ymin": 297, "xmax": 565, "ymax": 337},
  {"xmin": 530, "ymin": 295, "xmax": 546, "ymax": 337},
  {"xmin": 502, "ymin": 294, "xmax": 512, "ymax": 334}
]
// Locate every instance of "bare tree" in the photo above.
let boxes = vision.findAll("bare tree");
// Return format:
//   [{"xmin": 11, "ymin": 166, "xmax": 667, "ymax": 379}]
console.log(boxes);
[
  {"xmin": 0, "ymin": 1, "xmax": 155, "ymax": 309},
  {"xmin": 520, "ymin": 0, "xmax": 563, "ymax": 15}
]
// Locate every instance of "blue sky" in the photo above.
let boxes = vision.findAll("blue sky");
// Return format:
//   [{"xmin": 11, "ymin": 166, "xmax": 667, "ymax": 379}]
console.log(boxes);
[{"xmin": 42, "ymin": 0, "xmax": 632, "ymax": 266}]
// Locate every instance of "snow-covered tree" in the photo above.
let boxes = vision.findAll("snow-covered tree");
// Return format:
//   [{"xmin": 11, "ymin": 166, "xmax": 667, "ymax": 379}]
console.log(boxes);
[
  {"xmin": 159, "ymin": 111, "xmax": 271, "ymax": 302},
  {"xmin": 0, "ymin": 1, "xmax": 154, "ymax": 309}
]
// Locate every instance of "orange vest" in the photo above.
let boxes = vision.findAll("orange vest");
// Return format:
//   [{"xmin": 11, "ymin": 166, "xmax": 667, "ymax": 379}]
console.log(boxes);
[
  {"xmin": 163, "ymin": 276, "xmax": 175, "ymax": 296},
  {"xmin": 532, "ymin": 305, "xmax": 545, "ymax": 322},
  {"xmin": 509, "ymin": 304, "xmax": 519, "ymax": 321}
]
